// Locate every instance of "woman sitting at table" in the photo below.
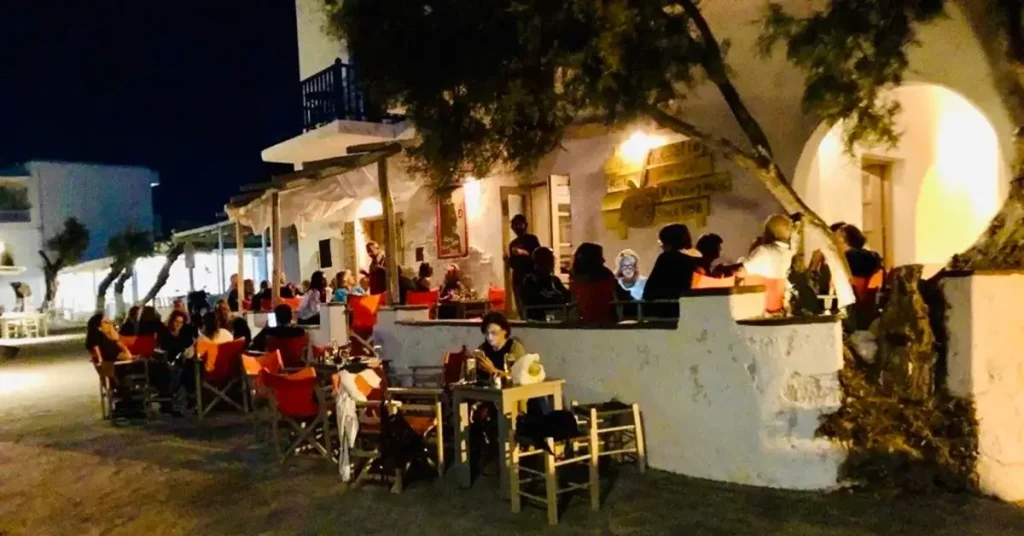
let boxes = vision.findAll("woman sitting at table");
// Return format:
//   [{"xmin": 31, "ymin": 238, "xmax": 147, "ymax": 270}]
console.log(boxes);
[
  {"xmin": 470, "ymin": 312, "xmax": 527, "ymax": 475},
  {"xmin": 437, "ymin": 264, "xmax": 468, "ymax": 319},
  {"xmin": 332, "ymin": 270, "xmax": 356, "ymax": 303},
  {"xmin": 570, "ymin": 243, "xmax": 618, "ymax": 324},
  {"xmin": 297, "ymin": 270, "xmax": 328, "ymax": 325},
  {"xmin": 159, "ymin": 310, "xmax": 195, "ymax": 361},
  {"xmin": 87, "ymin": 313, "xmax": 146, "ymax": 414},
  {"xmin": 199, "ymin": 312, "xmax": 233, "ymax": 344},
  {"xmin": 118, "ymin": 306, "xmax": 142, "ymax": 336}
]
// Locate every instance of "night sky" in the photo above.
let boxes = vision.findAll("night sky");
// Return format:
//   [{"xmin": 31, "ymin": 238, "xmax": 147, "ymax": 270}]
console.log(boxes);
[{"xmin": 0, "ymin": 1, "xmax": 300, "ymax": 234}]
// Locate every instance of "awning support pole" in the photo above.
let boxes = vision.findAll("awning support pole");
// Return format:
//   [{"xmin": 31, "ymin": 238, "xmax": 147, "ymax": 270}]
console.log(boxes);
[
  {"xmin": 271, "ymin": 191, "xmax": 282, "ymax": 304},
  {"xmin": 377, "ymin": 158, "xmax": 400, "ymax": 304}
]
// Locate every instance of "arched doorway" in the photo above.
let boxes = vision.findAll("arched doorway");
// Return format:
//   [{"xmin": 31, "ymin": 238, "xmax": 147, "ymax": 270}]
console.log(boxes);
[{"xmin": 793, "ymin": 83, "xmax": 1011, "ymax": 270}]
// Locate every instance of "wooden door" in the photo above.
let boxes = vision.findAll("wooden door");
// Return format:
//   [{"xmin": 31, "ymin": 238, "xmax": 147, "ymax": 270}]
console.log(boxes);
[
  {"xmin": 548, "ymin": 175, "xmax": 572, "ymax": 279},
  {"xmin": 860, "ymin": 161, "xmax": 892, "ymax": 268}
]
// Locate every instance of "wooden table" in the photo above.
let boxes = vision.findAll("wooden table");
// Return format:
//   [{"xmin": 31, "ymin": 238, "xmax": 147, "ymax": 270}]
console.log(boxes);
[
  {"xmin": 439, "ymin": 299, "xmax": 489, "ymax": 320},
  {"xmin": 0, "ymin": 313, "xmax": 48, "ymax": 339},
  {"xmin": 452, "ymin": 380, "xmax": 565, "ymax": 497}
]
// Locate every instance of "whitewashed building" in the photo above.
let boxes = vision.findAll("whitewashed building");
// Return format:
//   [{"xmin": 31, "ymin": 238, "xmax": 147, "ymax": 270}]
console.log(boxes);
[
  {"xmin": 230, "ymin": 0, "xmax": 1022, "ymax": 499},
  {"xmin": 0, "ymin": 161, "xmax": 157, "ymax": 312}
]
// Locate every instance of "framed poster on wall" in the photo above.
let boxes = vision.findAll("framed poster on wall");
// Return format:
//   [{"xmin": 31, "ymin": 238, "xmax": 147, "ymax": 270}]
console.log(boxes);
[{"xmin": 436, "ymin": 186, "xmax": 468, "ymax": 258}]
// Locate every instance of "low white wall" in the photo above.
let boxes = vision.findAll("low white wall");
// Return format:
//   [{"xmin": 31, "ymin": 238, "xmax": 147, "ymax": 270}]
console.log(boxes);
[
  {"xmin": 377, "ymin": 289, "xmax": 845, "ymax": 490},
  {"xmin": 943, "ymin": 273, "xmax": 1024, "ymax": 502}
]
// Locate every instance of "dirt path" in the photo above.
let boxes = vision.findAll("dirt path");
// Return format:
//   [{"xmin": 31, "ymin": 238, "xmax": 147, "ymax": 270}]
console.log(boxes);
[{"xmin": 1, "ymin": 343, "xmax": 1022, "ymax": 535}]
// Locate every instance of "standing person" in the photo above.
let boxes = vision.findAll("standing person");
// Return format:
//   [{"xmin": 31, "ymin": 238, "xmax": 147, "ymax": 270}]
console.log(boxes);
[
  {"xmin": 506, "ymin": 214, "xmax": 541, "ymax": 318},
  {"xmin": 243, "ymin": 279, "xmax": 256, "ymax": 309},
  {"xmin": 740, "ymin": 215, "xmax": 794, "ymax": 281},
  {"xmin": 643, "ymin": 223, "xmax": 701, "ymax": 318},
  {"xmin": 297, "ymin": 270, "xmax": 328, "ymax": 325},
  {"xmin": 227, "ymin": 274, "xmax": 240, "ymax": 312},
  {"xmin": 362, "ymin": 241, "xmax": 387, "ymax": 295}
]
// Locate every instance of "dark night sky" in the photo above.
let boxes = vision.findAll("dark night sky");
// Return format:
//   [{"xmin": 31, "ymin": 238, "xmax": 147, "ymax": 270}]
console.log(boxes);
[{"xmin": 0, "ymin": 1, "xmax": 300, "ymax": 234}]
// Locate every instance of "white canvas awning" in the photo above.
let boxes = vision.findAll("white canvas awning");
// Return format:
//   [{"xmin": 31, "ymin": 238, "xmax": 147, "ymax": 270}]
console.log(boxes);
[{"xmin": 225, "ymin": 144, "xmax": 420, "ymax": 235}]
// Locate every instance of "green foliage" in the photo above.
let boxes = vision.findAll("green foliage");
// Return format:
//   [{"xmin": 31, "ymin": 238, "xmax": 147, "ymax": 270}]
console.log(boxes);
[
  {"xmin": 45, "ymin": 217, "xmax": 90, "ymax": 266},
  {"xmin": 757, "ymin": 0, "xmax": 946, "ymax": 152},
  {"xmin": 107, "ymin": 228, "xmax": 153, "ymax": 267},
  {"xmin": 328, "ymin": 0, "xmax": 706, "ymax": 189}
]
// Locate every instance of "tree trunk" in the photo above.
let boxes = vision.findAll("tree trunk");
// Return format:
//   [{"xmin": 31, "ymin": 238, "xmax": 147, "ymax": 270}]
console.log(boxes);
[
  {"xmin": 38, "ymin": 251, "xmax": 60, "ymax": 313},
  {"xmin": 113, "ymin": 263, "xmax": 135, "ymax": 318},
  {"xmin": 139, "ymin": 243, "xmax": 184, "ymax": 305},
  {"xmin": 96, "ymin": 264, "xmax": 124, "ymax": 313}
]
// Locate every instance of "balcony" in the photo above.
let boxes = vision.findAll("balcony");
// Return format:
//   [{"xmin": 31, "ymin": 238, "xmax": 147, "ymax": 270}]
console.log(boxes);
[{"xmin": 302, "ymin": 59, "xmax": 404, "ymax": 131}]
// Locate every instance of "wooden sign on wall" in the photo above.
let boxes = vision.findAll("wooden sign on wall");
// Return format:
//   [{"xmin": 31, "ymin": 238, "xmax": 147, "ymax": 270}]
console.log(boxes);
[{"xmin": 342, "ymin": 221, "xmax": 356, "ymax": 270}]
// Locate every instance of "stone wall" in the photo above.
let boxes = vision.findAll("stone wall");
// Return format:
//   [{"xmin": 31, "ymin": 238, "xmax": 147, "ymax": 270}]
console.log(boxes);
[
  {"xmin": 943, "ymin": 273, "xmax": 1024, "ymax": 502},
  {"xmin": 376, "ymin": 288, "xmax": 845, "ymax": 490}
]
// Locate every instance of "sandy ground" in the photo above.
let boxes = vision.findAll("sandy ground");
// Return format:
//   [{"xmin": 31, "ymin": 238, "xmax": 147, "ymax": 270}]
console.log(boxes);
[{"xmin": 1, "ymin": 342, "xmax": 1022, "ymax": 536}]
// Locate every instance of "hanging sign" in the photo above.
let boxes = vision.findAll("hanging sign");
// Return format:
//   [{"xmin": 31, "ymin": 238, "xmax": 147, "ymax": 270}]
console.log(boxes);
[{"xmin": 436, "ymin": 186, "xmax": 469, "ymax": 259}]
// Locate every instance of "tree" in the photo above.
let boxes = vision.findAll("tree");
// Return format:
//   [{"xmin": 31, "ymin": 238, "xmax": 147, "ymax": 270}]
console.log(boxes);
[
  {"xmin": 329, "ymin": 0, "xmax": 872, "ymax": 299},
  {"xmin": 38, "ymin": 217, "xmax": 90, "ymax": 312},
  {"xmin": 96, "ymin": 229, "xmax": 153, "ymax": 314},
  {"xmin": 138, "ymin": 242, "xmax": 185, "ymax": 306}
]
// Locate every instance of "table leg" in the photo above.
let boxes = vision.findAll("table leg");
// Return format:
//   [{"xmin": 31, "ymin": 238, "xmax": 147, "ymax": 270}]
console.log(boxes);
[
  {"xmin": 1, "ymin": 320, "xmax": 8, "ymax": 340},
  {"xmin": 454, "ymin": 398, "xmax": 472, "ymax": 488},
  {"xmin": 552, "ymin": 385, "xmax": 564, "ymax": 411},
  {"xmin": 498, "ymin": 401, "xmax": 518, "ymax": 500}
]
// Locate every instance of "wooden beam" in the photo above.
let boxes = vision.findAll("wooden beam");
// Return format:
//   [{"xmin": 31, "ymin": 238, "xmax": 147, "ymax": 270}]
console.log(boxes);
[
  {"xmin": 271, "ymin": 191, "xmax": 282, "ymax": 304},
  {"xmin": 377, "ymin": 158, "xmax": 401, "ymax": 304},
  {"xmin": 346, "ymin": 139, "xmax": 414, "ymax": 154},
  {"xmin": 239, "ymin": 181, "xmax": 275, "ymax": 193},
  {"xmin": 235, "ymin": 221, "xmax": 245, "ymax": 311}
]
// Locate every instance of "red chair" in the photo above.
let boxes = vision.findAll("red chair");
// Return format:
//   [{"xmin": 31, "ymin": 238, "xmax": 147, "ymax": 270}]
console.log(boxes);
[
  {"xmin": 744, "ymin": 276, "xmax": 785, "ymax": 314},
  {"xmin": 242, "ymin": 350, "xmax": 284, "ymax": 441},
  {"xmin": 406, "ymin": 289, "xmax": 440, "ymax": 318},
  {"xmin": 692, "ymin": 272, "xmax": 736, "ymax": 289},
  {"xmin": 850, "ymin": 269, "xmax": 885, "ymax": 329},
  {"xmin": 267, "ymin": 333, "xmax": 311, "ymax": 368},
  {"xmin": 570, "ymin": 279, "xmax": 618, "ymax": 324},
  {"xmin": 119, "ymin": 334, "xmax": 158, "ymax": 357},
  {"xmin": 260, "ymin": 298, "xmax": 273, "ymax": 312},
  {"xmin": 194, "ymin": 338, "xmax": 249, "ymax": 420},
  {"xmin": 282, "ymin": 297, "xmax": 302, "ymax": 311},
  {"xmin": 348, "ymin": 293, "xmax": 384, "ymax": 339},
  {"xmin": 262, "ymin": 367, "xmax": 331, "ymax": 461},
  {"xmin": 487, "ymin": 287, "xmax": 506, "ymax": 313},
  {"xmin": 407, "ymin": 346, "xmax": 470, "ymax": 389}
]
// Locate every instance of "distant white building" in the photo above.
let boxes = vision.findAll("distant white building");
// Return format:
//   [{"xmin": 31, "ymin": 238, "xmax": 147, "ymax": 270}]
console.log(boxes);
[{"xmin": 0, "ymin": 161, "xmax": 157, "ymax": 312}]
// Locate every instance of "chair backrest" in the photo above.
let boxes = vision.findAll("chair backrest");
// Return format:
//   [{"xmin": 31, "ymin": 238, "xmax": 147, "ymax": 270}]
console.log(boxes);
[
  {"xmin": 241, "ymin": 350, "xmax": 283, "ymax": 394},
  {"xmin": 442, "ymin": 346, "xmax": 469, "ymax": 387},
  {"xmin": 261, "ymin": 367, "xmax": 320, "ymax": 418},
  {"xmin": 742, "ymin": 276, "xmax": 785, "ymax": 314},
  {"xmin": 487, "ymin": 287, "xmax": 506, "ymax": 313},
  {"xmin": 260, "ymin": 298, "xmax": 273, "ymax": 312},
  {"xmin": 282, "ymin": 297, "xmax": 302, "ymax": 311},
  {"xmin": 348, "ymin": 293, "xmax": 383, "ymax": 336},
  {"xmin": 692, "ymin": 272, "xmax": 736, "ymax": 289},
  {"xmin": 118, "ymin": 334, "xmax": 158, "ymax": 357},
  {"xmin": 267, "ymin": 333, "xmax": 311, "ymax": 368},
  {"xmin": 570, "ymin": 278, "xmax": 617, "ymax": 324},
  {"xmin": 197, "ymin": 337, "xmax": 247, "ymax": 384},
  {"xmin": 406, "ymin": 290, "xmax": 439, "ymax": 314}
]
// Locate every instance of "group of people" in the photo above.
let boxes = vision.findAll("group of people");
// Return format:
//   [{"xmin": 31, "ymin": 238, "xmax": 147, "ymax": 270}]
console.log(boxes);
[
  {"xmin": 504, "ymin": 212, "xmax": 884, "ymax": 323},
  {"xmin": 87, "ymin": 293, "xmax": 312, "ymax": 416}
]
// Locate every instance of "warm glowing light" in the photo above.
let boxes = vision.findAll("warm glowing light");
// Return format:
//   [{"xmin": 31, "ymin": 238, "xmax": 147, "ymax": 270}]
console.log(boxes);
[
  {"xmin": 354, "ymin": 198, "xmax": 383, "ymax": 218},
  {"xmin": 619, "ymin": 131, "xmax": 666, "ymax": 165},
  {"xmin": 0, "ymin": 372, "xmax": 46, "ymax": 396},
  {"xmin": 463, "ymin": 178, "xmax": 483, "ymax": 222}
]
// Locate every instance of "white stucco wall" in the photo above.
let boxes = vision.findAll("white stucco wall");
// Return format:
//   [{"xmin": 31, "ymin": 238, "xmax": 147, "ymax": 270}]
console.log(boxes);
[
  {"xmin": 295, "ymin": 0, "xmax": 347, "ymax": 80},
  {"xmin": 942, "ymin": 274, "xmax": 1024, "ymax": 502},
  {"xmin": 375, "ymin": 290, "xmax": 845, "ymax": 490}
]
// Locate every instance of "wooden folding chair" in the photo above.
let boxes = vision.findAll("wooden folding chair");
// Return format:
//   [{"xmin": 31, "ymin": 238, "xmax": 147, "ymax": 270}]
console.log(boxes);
[
  {"xmin": 347, "ymin": 293, "xmax": 383, "ymax": 340},
  {"xmin": 511, "ymin": 435, "xmax": 600, "ymax": 525},
  {"xmin": 242, "ymin": 350, "xmax": 284, "ymax": 441},
  {"xmin": 263, "ymin": 367, "xmax": 332, "ymax": 461},
  {"xmin": 386, "ymin": 387, "xmax": 445, "ymax": 491},
  {"xmin": 90, "ymin": 354, "xmax": 115, "ymax": 420},
  {"xmin": 193, "ymin": 338, "xmax": 249, "ymax": 420},
  {"xmin": 571, "ymin": 400, "xmax": 646, "ymax": 473},
  {"xmin": 267, "ymin": 333, "xmax": 310, "ymax": 368}
]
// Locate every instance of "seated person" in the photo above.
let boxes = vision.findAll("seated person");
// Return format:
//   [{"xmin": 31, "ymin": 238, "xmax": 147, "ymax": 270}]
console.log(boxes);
[
  {"xmin": 159, "ymin": 310, "xmax": 195, "ymax": 361},
  {"xmin": 740, "ymin": 215, "xmax": 794, "ymax": 281},
  {"xmin": 216, "ymin": 299, "xmax": 251, "ymax": 343},
  {"xmin": 250, "ymin": 304, "xmax": 307, "ymax": 352},
  {"xmin": 353, "ymin": 276, "xmax": 370, "ymax": 296},
  {"xmin": 521, "ymin": 247, "xmax": 571, "ymax": 321},
  {"xmin": 296, "ymin": 271, "xmax": 327, "ymax": 325},
  {"xmin": 118, "ymin": 306, "xmax": 142, "ymax": 336},
  {"xmin": 642, "ymin": 224, "xmax": 700, "ymax": 318},
  {"xmin": 614, "ymin": 249, "xmax": 646, "ymax": 301},
  {"xmin": 415, "ymin": 262, "xmax": 433, "ymax": 291},
  {"xmin": 332, "ymin": 270, "xmax": 356, "ymax": 303},
  {"xmin": 136, "ymin": 306, "xmax": 164, "ymax": 337},
  {"xmin": 199, "ymin": 311, "xmax": 234, "ymax": 344},
  {"xmin": 569, "ymin": 243, "xmax": 618, "ymax": 323},
  {"xmin": 840, "ymin": 224, "xmax": 883, "ymax": 278},
  {"xmin": 437, "ymin": 264, "xmax": 468, "ymax": 319},
  {"xmin": 87, "ymin": 313, "xmax": 145, "ymax": 410}
]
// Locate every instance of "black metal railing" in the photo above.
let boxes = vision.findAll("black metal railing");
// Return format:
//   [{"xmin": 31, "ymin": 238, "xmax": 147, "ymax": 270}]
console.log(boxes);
[{"xmin": 301, "ymin": 59, "xmax": 403, "ymax": 131}]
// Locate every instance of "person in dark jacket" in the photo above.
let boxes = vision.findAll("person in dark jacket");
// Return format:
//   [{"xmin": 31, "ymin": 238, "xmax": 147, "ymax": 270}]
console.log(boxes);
[
  {"xmin": 521, "ymin": 247, "xmax": 571, "ymax": 321},
  {"xmin": 250, "ymin": 305, "xmax": 307, "ymax": 352},
  {"xmin": 642, "ymin": 223, "xmax": 700, "ymax": 318}
]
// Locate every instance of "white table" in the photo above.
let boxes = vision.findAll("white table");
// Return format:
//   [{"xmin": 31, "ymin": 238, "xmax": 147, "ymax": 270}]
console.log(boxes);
[
  {"xmin": 0, "ymin": 313, "xmax": 48, "ymax": 339},
  {"xmin": 452, "ymin": 380, "xmax": 565, "ymax": 498}
]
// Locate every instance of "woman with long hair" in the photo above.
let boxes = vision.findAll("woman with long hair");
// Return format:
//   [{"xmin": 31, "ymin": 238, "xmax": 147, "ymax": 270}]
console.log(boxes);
[{"xmin": 297, "ymin": 270, "xmax": 327, "ymax": 325}]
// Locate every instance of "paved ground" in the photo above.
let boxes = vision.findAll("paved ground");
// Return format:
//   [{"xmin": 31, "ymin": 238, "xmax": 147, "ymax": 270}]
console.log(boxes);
[{"xmin": 1, "ymin": 342, "xmax": 1022, "ymax": 535}]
